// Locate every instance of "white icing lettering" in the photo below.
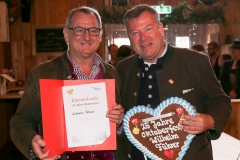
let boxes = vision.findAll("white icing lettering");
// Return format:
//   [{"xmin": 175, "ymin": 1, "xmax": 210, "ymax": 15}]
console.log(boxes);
[
  {"xmin": 155, "ymin": 142, "xmax": 180, "ymax": 151},
  {"xmin": 137, "ymin": 116, "xmax": 184, "ymax": 152},
  {"xmin": 151, "ymin": 118, "xmax": 174, "ymax": 129},
  {"xmin": 149, "ymin": 134, "xmax": 179, "ymax": 143},
  {"xmin": 140, "ymin": 122, "xmax": 150, "ymax": 130},
  {"xmin": 140, "ymin": 124, "xmax": 181, "ymax": 138}
]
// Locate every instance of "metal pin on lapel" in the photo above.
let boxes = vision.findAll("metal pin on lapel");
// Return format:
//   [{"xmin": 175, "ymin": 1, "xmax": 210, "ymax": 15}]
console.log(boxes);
[
  {"xmin": 169, "ymin": 79, "xmax": 174, "ymax": 84},
  {"xmin": 136, "ymin": 73, "xmax": 140, "ymax": 77},
  {"xmin": 133, "ymin": 92, "xmax": 137, "ymax": 97},
  {"xmin": 182, "ymin": 88, "xmax": 195, "ymax": 94},
  {"xmin": 67, "ymin": 76, "xmax": 72, "ymax": 80}
]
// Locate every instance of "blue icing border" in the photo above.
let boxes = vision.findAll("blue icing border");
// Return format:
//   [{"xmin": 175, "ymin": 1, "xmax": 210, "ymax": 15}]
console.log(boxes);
[{"xmin": 123, "ymin": 97, "xmax": 196, "ymax": 160}]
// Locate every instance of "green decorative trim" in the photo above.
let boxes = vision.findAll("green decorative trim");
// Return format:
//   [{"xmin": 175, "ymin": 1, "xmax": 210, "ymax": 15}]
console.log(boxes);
[{"xmin": 98, "ymin": 2, "xmax": 226, "ymax": 25}]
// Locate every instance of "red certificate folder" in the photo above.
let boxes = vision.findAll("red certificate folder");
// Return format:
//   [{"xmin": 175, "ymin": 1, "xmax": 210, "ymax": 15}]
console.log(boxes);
[{"xmin": 39, "ymin": 79, "xmax": 116, "ymax": 157}]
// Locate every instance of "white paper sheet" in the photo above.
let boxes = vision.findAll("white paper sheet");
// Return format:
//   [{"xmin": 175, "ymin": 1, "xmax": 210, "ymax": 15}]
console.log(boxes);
[{"xmin": 62, "ymin": 82, "xmax": 110, "ymax": 148}]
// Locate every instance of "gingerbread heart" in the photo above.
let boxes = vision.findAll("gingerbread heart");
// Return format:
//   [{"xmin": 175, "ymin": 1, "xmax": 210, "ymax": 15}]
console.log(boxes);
[{"xmin": 123, "ymin": 97, "xmax": 197, "ymax": 160}]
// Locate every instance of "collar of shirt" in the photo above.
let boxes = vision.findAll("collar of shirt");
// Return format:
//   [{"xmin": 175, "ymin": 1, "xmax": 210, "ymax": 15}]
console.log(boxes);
[
  {"xmin": 66, "ymin": 51, "xmax": 102, "ymax": 80},
  {"xmin": 138, "ymin": 41, "xmax": 169, "ymax": 69}
]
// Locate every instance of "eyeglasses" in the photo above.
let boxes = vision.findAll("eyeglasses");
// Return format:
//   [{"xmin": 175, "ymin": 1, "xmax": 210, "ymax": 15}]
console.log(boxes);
[{"xmin": 67, "ymin": 27, "xmax": 101, "ymax": 36}]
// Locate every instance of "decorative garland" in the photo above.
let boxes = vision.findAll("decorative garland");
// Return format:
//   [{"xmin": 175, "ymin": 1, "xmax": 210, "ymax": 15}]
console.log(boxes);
[
  {"xmin": 98, "ymin": 2, "xmax": 226, "ymax": 26},
  {"xmin": 98, "ymin": 5, "xmax": 130, "ymax": 24},
  {"xmin": 4, "ymin": 1, "xmax": 226, "ymax": 25}
]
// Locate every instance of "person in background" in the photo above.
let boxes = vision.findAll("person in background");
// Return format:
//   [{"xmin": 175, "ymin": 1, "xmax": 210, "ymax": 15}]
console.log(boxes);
[
  {"xmin": 219, "ymin": 54, "xmax": 232, "ymax": 68},
  {"xmin": 117, "ymin": 4, "xmax": 231, "ymax": 160},
  {"xmin": 191, "ymin": 44, "xmax": 206, "ymax": 53},
  {"xmin": 207, "ymin": 41, "xmax": 221, "ymax": 78},
  {"xmin": 114, "ymin": 45, "xmax": 133, "ymax": 67},
  {"xmin": 218, "ymin": 54, "xmax": 232, "ymax": 78},
  {"xmin": 220, "ymin": 40, "xmax": 240, "ymax": 99},
  {"xmin": 108, "ymin": 44, "xmax": 119, "ymax": 65},
  {"xmin": 10, "ymin": 6, "xmax": 124, "ymax": 160}
]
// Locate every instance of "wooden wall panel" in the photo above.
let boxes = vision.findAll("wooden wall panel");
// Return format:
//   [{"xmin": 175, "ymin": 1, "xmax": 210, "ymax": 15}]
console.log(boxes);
[
  {"xmin": 38, "ymin": 0, "xmax": 46, "ymax": 24},
  {"xmin": 0, "ymin": 45, "xmax": 11, "ymax": 73},
  {"xmin": 2, "ymin": 43, "xmax": 12, "ymax": 69},
  {"xmin": 55, "ymin": 0, "xmax": 67, "ymax": 24},
  {"xmin": 44, "ymin": 0, "xmax": 51, "ymax": 25},
  {"xmin": 11, "ymin": 41, "xmax": 26, "ymax": 82},
  {"xmin": 0, "ymin": 44, "xmax": 4, "ymax": 73},
  {"xmin": 224, "ymin": 0, "xmax": 240, "ymax": 41},
  {"xmin": 87, "ymin": 0, "xmax": 101, "ymax": 7},
  {"xmin": 33, "ymin": 0, "xmax": 40, "ymax": 25},
  {"xmin": 67, "ymin": 0, "xmax": 85, "ymax": 10}
]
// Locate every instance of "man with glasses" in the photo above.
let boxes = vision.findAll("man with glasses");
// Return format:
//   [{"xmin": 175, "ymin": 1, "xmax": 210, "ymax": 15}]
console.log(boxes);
[
  {"xmin": 10, "ymin": 6, "xmax": 124, "ymax": 160},
  {"xmin": 207, "ymin": 41, "xmax": 221, "ymax": 78}
]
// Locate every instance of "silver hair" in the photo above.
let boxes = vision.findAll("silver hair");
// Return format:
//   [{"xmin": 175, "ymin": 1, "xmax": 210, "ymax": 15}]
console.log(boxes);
[{"xmin": 65, "ymin": 6, "xmax": 102, "ymax": 28}]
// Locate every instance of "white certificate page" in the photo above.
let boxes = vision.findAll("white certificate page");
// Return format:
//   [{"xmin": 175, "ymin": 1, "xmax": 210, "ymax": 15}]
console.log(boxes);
[{"xmin": 62, "ymin": 82, "xmax": 110, "ymax": 148}]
